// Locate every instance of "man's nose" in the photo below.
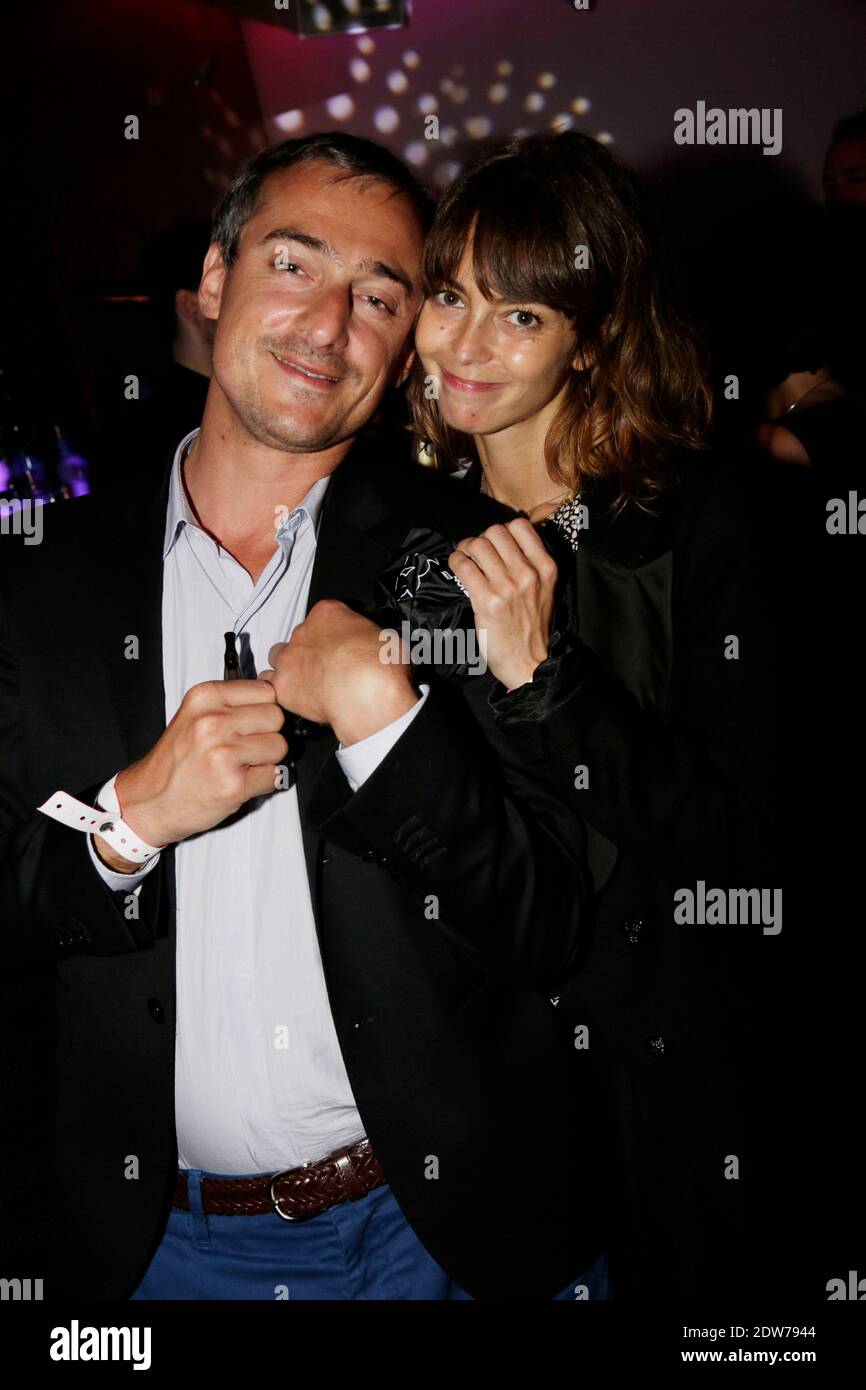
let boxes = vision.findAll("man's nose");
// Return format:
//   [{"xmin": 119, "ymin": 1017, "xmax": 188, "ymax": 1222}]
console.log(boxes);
[{"xmin": 294, "ymin": 284, "xmax": 352, "ymax": 353}]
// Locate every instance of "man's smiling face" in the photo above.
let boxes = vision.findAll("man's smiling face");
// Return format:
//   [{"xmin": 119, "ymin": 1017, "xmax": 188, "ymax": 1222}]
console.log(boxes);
[{"xmin": 199, "ymin": 159, "xmax": 424, "ymax": 452}]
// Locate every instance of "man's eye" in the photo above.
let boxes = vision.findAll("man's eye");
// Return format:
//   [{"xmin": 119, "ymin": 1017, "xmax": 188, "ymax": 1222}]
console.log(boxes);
[
  {"xmin": 363, "ymin": 295, "xmax": 395, "ymax": 315},
  {"xmin": 273, "ymin": 257, "xmax": 304, "ymax": 275}
]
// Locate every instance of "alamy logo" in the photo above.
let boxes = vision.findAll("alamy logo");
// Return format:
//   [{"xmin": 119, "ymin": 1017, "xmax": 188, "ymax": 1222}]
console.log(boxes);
[
  {"xmin": 674, "ymin": 881, "xmax": 782, "ymax": 935},
  {"xmin": 49, "ymin": 1320, "xmax": 152, "ymax": 1371},
  {"xmin": 826, "ymin": 493, "xmax": 866, "ymax": 534},
  {"xmin": 0, "ymin": 497, "xmax": 44, "ymax": 544},
  {"xmin": 0, "ymin": 1276, "xmax": 43, "ymax": 1300},
  {"xmin": 826, "ymin": 1271, "xmax": 866, "ymax": 1299},
  {"xmin": 674, "ymin": 101, "xmax": 782, "ymax": 156},
  {"xmin": 379, "ymin": 621, "xmax": 486, "ymax": 676}
]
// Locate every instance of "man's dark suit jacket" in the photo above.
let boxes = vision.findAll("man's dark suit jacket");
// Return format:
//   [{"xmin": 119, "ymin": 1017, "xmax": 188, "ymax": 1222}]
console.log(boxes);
[{"xmin": 0, "ymin": 434, "xmax": 608, "ymax": 1301}]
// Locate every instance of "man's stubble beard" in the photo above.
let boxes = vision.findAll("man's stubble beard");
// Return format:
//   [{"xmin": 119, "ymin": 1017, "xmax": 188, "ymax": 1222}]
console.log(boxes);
[
  {"xmin": 241, "ymin": 388, "xmax": 351, "ymax": 453},
  {"xmin": 219, "ymin": 357, "xmax": 358, "ymax": 454}
]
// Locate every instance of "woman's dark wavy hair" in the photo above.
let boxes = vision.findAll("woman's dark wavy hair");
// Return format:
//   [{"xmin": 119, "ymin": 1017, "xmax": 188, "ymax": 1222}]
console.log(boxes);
[{"xmin": 408, "ymin": 131, "xmax": 712, "ymax": 505}]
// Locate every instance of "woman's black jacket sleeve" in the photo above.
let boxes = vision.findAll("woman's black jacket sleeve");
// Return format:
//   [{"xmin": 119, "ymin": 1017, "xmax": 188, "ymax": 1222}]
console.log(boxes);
[{"xmin": 489, "ymin": 456, "xmax": 780, "ymax": 888}]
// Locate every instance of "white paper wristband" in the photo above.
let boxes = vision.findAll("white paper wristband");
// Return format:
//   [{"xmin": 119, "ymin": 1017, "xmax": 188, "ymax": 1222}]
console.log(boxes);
[{"xmin": 37, "ymin": 790, "xmax": 164, "ymax": 862}]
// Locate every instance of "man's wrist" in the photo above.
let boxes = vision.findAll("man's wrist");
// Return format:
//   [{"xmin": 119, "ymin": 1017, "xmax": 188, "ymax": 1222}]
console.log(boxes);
[
  {"xmin": 331, "ymin": 668, "xmax": 419, "ymax": 747},
  {"xmin": 91, "ymin": 834, "xmax": 147, "ymax": 875},
  {"xmin": 114, "ymin": 771, "xmax": 171, "ymax": 850}
]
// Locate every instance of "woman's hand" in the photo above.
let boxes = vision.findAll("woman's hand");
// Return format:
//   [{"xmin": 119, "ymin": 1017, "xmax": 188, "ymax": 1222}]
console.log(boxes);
[{"xmin": 449, "ymin": 518, "xmax": 559, "ymax": 690}]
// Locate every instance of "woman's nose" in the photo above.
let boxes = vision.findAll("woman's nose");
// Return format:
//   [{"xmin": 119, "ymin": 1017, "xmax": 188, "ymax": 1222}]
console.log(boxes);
[{"xmin": 451, "ymin": 318, "xmax": 492, "ymax": 366}]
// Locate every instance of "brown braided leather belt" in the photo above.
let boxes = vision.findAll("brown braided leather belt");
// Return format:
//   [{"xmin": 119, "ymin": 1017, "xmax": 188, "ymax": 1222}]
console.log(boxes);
[{"xmin": 173, "ymin": 1138, "xmax": 385, "ymax": 1222}]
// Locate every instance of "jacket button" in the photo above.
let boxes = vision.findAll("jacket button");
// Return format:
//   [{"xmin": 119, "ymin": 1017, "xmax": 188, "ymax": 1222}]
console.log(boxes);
[
  {"xmin": 361, "ymin": 849, "xmax": 388, "ymax": 866},
  {"xmin": 147, "ymin": 998, "xmax": 165, "ymax": 1024},
  {"xmin": 646, "ymin": 1034, "xmax": 669, "ymax": 1058},
  {"xmin": 622, "ymin": 916, "xmax": 646, "ymax": 946}
]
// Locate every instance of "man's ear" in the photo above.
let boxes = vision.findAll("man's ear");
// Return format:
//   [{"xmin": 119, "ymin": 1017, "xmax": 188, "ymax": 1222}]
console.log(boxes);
[
  {"xmin": 175, "ymin": 287, "xmax": 203, "ymax": 326},
  {"xmin": 394, "ymin": 345, "xmax": 417, "ymax": 388},
  {"xmin": 198, "ymin": 242, "xmax": 226, "ymax": 324}
]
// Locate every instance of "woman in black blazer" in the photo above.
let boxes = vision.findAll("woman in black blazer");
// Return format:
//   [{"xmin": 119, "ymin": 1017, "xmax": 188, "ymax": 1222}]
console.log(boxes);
[{"xmin": 400, "ymin": 131, "xmax": 781, "ymax": 1298}]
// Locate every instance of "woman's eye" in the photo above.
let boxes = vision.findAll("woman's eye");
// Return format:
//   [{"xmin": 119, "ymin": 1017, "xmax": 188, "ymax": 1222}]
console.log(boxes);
[
  {"xmin": 506, "ymin": 309, "xmax": 542, "ymax": 329},
  {"xmin": 435, "ymin": 289, "xmax": 463, "ymax": 308}
]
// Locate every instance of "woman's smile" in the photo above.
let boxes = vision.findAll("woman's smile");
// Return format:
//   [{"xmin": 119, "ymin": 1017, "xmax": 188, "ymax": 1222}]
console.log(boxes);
[{"xmin": 440, "ymin": 367, "xmax": 507, "ymax": 394}]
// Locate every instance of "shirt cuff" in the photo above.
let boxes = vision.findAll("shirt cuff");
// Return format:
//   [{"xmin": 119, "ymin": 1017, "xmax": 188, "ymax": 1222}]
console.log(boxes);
[
  {"xmin": 86, "ymin": 774, "xmax": 161, "ymax": 892},
  {"xmin": 335, "ymin": 684, "xmax": 430, "ymax": 792}
]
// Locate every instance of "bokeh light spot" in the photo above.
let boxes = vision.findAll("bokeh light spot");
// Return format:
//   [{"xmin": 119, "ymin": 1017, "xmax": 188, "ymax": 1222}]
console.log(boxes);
[
  {"xmin": 466, "ymin": 115, "xmax": 493, "ymax": 139},
  {"xmin": 274, "ymin": 109, "xmax": 304, "ymax": 133},
  {"xmin": 373, "ymin": 106, "xmax": 400, "ymax": 134},
  {"xmin": 326, "ymin": 94, "xmax": 355, "ymax": 120},
  {"xmin": 433, "ymin": 161, "xmax": 462, "ymax": 188}
]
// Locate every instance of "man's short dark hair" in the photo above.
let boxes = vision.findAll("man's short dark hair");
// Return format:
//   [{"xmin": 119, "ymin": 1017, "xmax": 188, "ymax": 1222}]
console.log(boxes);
[
  {"xmin": 831, "ymin": 108, "xmax": 866, "ymax": 145},
  {"xmin": 212, "ymin": 132, "xmax": 434, "ymax": 268}
]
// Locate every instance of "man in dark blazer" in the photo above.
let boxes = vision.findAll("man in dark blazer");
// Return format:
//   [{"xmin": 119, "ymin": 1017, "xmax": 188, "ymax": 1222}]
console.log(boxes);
[{"xmin": 0, "ymin": 134, "xmax": 607, "ymax": 1300}]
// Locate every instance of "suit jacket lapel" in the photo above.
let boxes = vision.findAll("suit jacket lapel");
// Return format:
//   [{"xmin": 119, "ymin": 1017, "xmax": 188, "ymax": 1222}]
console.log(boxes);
[
  {"xmin": 295, "ymin": 436, "xmax": 421, "ymax": 921},
  {"xmin": 91, "ymin": 455, "xmax": 177, "ymax": 929},
  {"xmin": 96, "ymin": 459, "xmax": 173, "ymax": 768},
  {"xmin": 579, "ymin": 475, "xmax": 669, "ymax": 568},
  {"xmin": 576, "ymin": 478, "xmax": 675, "ymax": 894}
]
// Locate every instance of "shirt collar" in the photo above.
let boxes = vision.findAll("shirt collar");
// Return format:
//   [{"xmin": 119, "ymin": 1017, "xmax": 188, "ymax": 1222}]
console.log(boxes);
[{"xmin": 163, "ymin": 428, "xmax": 332, "ymax": 560}]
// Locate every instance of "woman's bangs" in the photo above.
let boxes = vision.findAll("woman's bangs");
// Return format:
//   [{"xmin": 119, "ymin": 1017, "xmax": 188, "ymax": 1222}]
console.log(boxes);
[{"xmin": 425, "ymin": 183, "xmax": 577, "ymax": 314}]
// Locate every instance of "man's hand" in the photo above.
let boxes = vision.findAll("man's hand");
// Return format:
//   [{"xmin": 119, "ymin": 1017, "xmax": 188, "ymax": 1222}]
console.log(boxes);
[
  {"xmin": 261, "ymin": 599, "xmax": 418, "ymax": 747},
  {"xmin": 449, "ymin": 518, "xmax": 559, "ymax": 691},
  {"xmin": 95, "ymin": 679, "xmax": 289, "ymax": 871}
]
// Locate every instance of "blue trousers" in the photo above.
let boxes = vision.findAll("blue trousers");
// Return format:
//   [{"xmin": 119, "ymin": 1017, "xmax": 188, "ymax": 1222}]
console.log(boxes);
[{"xmin": 130, "ymin": 1170, "xmax": 610, "ymax": 1300}]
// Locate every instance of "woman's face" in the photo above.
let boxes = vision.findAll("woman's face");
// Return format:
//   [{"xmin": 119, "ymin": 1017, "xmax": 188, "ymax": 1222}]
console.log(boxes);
[{"xmin": 415, "ymin": 245, "xmax": 582, "ymax": 438}]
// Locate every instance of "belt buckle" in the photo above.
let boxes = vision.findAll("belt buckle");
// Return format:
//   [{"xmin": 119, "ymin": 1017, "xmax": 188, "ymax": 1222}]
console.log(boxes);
[{"xmin": 269, "ymin": 1162, "xmax": 316, "ymax": 1222}]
